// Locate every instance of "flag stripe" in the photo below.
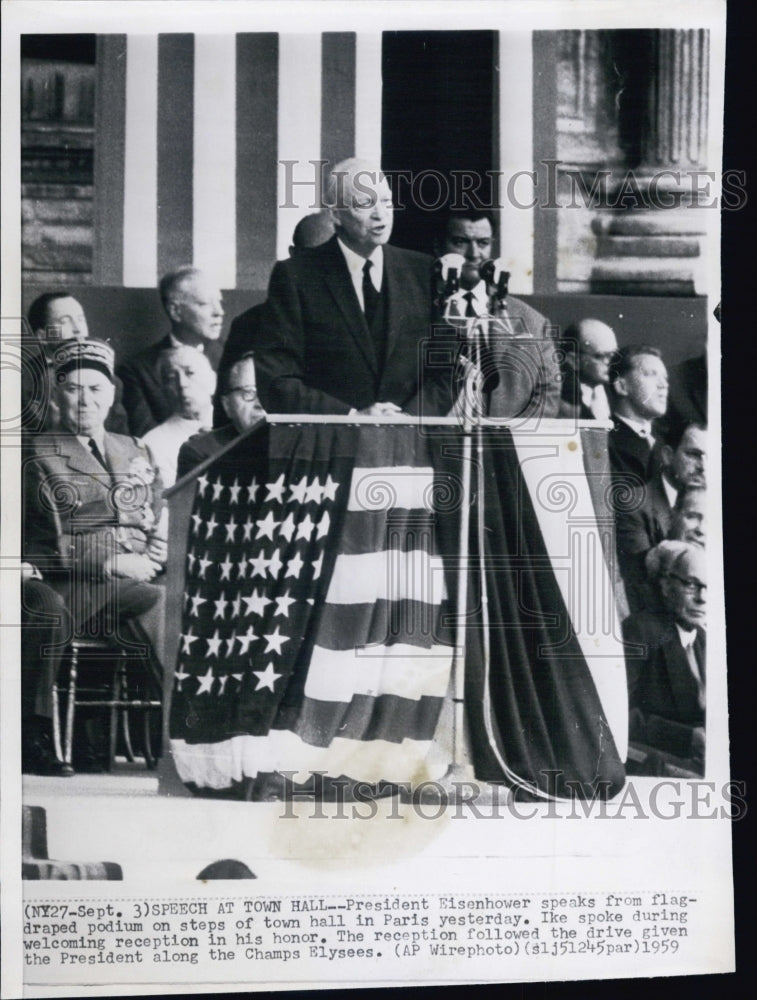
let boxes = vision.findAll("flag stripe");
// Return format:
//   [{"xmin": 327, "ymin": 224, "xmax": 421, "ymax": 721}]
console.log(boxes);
[
  {"xmin": 326, "ymin": 550, "xmax": 447, "ymax": 605},
  {"xmin": 316, "ymin": 598, "xmax": 451, "ymax": 650},
  {"xmin": 92, "ymin": 35, "xmax": 127, "ymax": 285},
  {"xmin": 347, "ymin": 465, "xmax": 435, "ymax": 512},
  {"xmin": 193, "ymin": 35, "xmax": 237, "ymax": 287},
  {"xmin": 236, "ymin": 33, "xmax": 279, "ymax": 290},
  {"xmin": 354, "ymin": 33, "xmax": 383, "ymax": 163},
  {"xmin": 304, "ymin": 644, "xmax": 453, "ymax": 701},
  {"xmin": 338, "ymin": 509, "xmax": 438, "ymax": 556},
  {"xmin": 123, "ymin": 34, "xmax": 159, "ymax": 287},
  {"xmin": 321, "ymin": 32, "xmax": 357, "ymax": 167},
  {"xmin": 510, "ymin": 428, "xmax": 628, "ymax": 759},
  {"xmin": 157, "ymin": 33, "xmax": 194, "ymax": 276},
  {"xmin": 292, "ymin": 694, "xmax": 443, "ymax": 745}
]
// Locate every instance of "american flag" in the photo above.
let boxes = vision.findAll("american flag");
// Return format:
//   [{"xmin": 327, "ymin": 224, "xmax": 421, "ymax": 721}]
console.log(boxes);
[{"xmin": 169, "ymin": 423, "xmax": 454, "ymax": 794}]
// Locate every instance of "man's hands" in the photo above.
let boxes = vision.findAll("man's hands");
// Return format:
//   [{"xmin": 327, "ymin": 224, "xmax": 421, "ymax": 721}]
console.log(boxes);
[
  {"xmin": 105, "ymin": 553, "xmax": 162, "ymax": 582},
  {"xmin": 357, "ymin": 401, "xmax": 404, "ymax": 416}
]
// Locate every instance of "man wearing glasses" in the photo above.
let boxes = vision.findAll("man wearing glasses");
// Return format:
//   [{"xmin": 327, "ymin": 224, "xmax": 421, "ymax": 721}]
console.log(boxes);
[
  {"xmin": 558, "ymin": 318, "xmax": 618, "ymax": 421},
  {"xmin": 177, "ymin": 352, "xmax": 265, "ymax": 479},
  {"xmin": 623, "ymin": 542, "xmax": 707, "ymax": 777}
]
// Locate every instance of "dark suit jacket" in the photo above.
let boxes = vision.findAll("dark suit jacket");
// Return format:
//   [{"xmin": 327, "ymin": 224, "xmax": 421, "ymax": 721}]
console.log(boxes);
[
  {"xmin": 662, "ymin": 353, "xmax": 707, "ymax": 441},
  {"xmin": 616, "ymin": 472, "xmax": 674, "ymax": 613},
  {"xmin": 176, "ymin": 424, "xmax": 239, "ymax": 481},
  {"xmin": 608, "ymin": 416, "xmax": 660, "ymax": 485},
  {"xmin": 254, "ymin": 236, "xmax": 440, "ymax": 415},
  {"xmin": 24, "ymin": 431, "xmax": 165, "ymax": 625},
  {"xmin": 623, "ymin": 611, "xmax": 705, "ymax": 764},
  {"xmin": 117, "ymin": 334, "xmax": 223, "ymax": 437}
]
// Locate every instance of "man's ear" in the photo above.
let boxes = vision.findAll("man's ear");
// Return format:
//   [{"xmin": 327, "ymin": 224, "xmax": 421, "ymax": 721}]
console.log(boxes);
[
  {"xmin": 612, "ymin": 375, "xmax": 628, "ymax": 398},
  {"xmin": 165, "ymin": 299, "xmax": 182, "ymax": 324},
  {"xmin": 660, "ymin": 444, "xmax": 674, "ymax": 467}
]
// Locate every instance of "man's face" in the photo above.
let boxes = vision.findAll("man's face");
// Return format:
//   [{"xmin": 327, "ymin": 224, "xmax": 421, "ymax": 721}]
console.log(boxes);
[
  {"xmin": 161, "ymin": 348, "xmax": 216, "ymax": 420},
  {"xmin": 667, "ymin": 426, "xmax": 707, "ymax": 489},
  {"xmin": 56, "ymin": 367, "xmax": 115, "ymax": 436},
  {"xmin": 670, "ymin": 490, "xmax": 706, "ymax": 547},
  {"xmin": 577, "ymin": 321, "xmax": 618, "ymax": 387},
  {"xmin": 662, "ymin": 547, "xmax": 707, "ymax": 629},
  {"xmin": 443, "ymin": 218, "xmax": 493, "ymax": 291},
  {"xmin": 617, "ymin": 353, "xmax": 668, "ymax": 419},
  {"xmin": 330, "ymin": 170, "xmax": 393, "ymax": 258},
  {"xmin": 168, "ymin": 275, "xmax": 224, "ymax": 344},
  {"xmin": 41, "ymin": 297, "xmax": 89, "ymax": 342},
  {"xmin": 221, "ymin": 358, "xmax": 265, "ymax": 432}
]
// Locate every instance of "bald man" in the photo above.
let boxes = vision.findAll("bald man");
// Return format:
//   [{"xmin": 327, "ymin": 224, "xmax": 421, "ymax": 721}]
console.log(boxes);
[
  {"xmin": 254, "ymin": 159, "xmax": 441, "ymax": 416},
  {"xmin": 559, "ymin": 318, "xmax": 618, "ymax": 421}
]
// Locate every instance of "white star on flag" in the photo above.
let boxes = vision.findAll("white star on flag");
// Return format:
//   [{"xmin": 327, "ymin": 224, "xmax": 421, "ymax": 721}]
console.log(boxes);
[
  {"xmin": 174, "ymin": 667, "xmax": 190, "ymax": 691},
  {"xmin": 264, "ymin": 626, "xmax": 290, "ymax": 655},
  {"xmin": 197, "ymin": 554, "xmax": 212, "ymax": 579},
  {"xmin": 322, "ymin": 474, "xmax": 339, "ymax": 501},
  {"xmin": 228, "ymin": 477, "xmax": 241, "ymax": 504},
  {"xmin": 181, "ymin": 628, "xmax": 198, "ymax": 653},
  {"xmin": 243, "ymin": 588, "xmax": 271, "ymax": 616},
  {"xmin": 312, "ymin": 552, "xmax": 324, "ymax": 580},
  {"xmin": 197, "ymin": 474, "xmax": 209, "ymax": 497},
  {"xmin": 206, "ymin": 629, "xmax": 223, "ymax": 657},
  {"xmin": 188, "ymin": 591, "xmax": 206, "ymax": 616},
  {"xmin": 225, "ymin": 631, "xmax": 237, "ymax": 656},
  {"xmin": 217, "ymin": 675, "xmax": 228, "ymax": 695},
  {"xmin": 316, "ymin": 511, "xmax": 330, "ymax": 540},
  {"xmin": 305, "ymin": 477, "xmax": 323, "ymax": 504},
  {"xmin": 268, "ymin": 548, "xmax": 284, "ymax": 578},
  {"xmin": 196, "ymin": 666, "xmax": 215, "ymax": 696},
  {"xmin": 289, "ymin": 476, "xmax": 309, "ymax": 503},
  {"xmin": 265, "ymin": 473, "xmax": 286, "ymax": 503},
  {"xmin": 237, "ymin": 625, "xmax": 258, "ymax": 655},
  {"xmin": 243, "ymin": 478, "xmax": 259, "ymax": 503},
  {"xmin": 241, "ymin": 515, "xmax": 254, "ymax": 541},
  {"xmin": 230, "ymin": 595, "xmax": 242, "ymax": 618},
  {"xmin": 285, "ymin": 552, "xmax": 305, "ymax": 578},
  {"xmin": 296, "ymin": 513, "xmax": 315, "ymax": 540},
  {"xmin": 279, "ymin": 512, "xmax": 296, "ymax": 541},
  {"xmin": 219, "ymin": 555, "xmax": 233, "ymax": 581},
  {"xmin": 273, "ymin": 590, "xmax": 296, "ymax": 618},
  {"xmin": 211, "ymin": 478, "xmax": 224, "ymax": 501},
  {"xmin": 236, "ymin": 556, "xmax": 248, "ymax": 579},
  {"xmin": 205, "ymin": 513, "xmax": 219, "ymax": 539},
  {"xmin": 225, "ymin": 516, "xmax": 238, "ymax": 542},
  {"xmin": 186, "ymin": 550, "xmax": 197, "ymax": 573},
  {"xmin": 248, "ymin": 552, "xmax": 270, "ymax": 578},
  {"xmin": 231, "ymin": 672, "xmax": 244, "ymax": 687},
  {"xmin": 191, "ymin": 511, "xmax": 203, "ymax": 533},
  {"xmin": 256, "ymin": 510, "xmax": 280, "ymax": 541},
  {"xmin": 253, "ymin": 662, "xmax": 282, "ymax": 692},
  {"xmin": 213, "ymin": 591, "xmax": 229, "ymax": 619}
]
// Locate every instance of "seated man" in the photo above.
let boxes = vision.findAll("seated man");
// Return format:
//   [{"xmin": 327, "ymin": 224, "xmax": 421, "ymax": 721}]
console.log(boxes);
[
  {"xmin": 117, "ymin": 267, "xmax": 224, "ymax": 436},
  {"xmin": 142, "ymin": 345, "xmax": 216, "ymax": 488},
  {"xmin": 23, "ymin": 339, "xmax": 167, "ymax": 772},
  {"xmin": 669, "ymin": 484, "xmax": 706, "ymax": 547},
  {"xmin": 615, "ymin": 422, "xmax": 706, "ymax": 611},
  {"xmin": 557, "ymin": 318, "xmax": 618, "ymax": 420},
  {"xmin": 177, "ymin": 351, "xmax": 265, "ymax": 480},
  {"xmin": 24, "ymin": 291, "xmax": 129, "ymax": 434},
  {"xmin": 608, "ymin": 345, "xmax": 669, "ymax": 484},
  {"xmin": 623, "ymin": 543, "xmax": 706, "ymax": 777}
]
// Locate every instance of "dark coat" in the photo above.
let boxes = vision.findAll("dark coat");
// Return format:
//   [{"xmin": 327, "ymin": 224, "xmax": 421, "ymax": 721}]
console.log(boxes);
[
  {"xmin": 615, "ymin": 472, "xmax": 674, "ymax": 613},
  {"xmin": 608, "ymin": 416, "xmax": 660, "ymax": 485}
]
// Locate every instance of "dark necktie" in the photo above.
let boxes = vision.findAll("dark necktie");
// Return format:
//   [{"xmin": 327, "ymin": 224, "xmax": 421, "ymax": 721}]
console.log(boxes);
[
  {"xmin": 362, "ymin": 260, "xmax": 379, "ymax": 327},
  {"xmin": 88, "ymin": 437, "xmax": 108, "ymax": 470},
  {"xmin": 464, "ymin": 291, "xmax": 477, "ymax": 318}
]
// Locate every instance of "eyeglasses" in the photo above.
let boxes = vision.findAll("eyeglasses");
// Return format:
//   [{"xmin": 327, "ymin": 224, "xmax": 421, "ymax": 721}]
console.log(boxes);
[
  {"xmin": 668, "ymin": 574, "xmax": 707, "ymax": 596},
  {"xmin": 223, "ymin": 387, "xmax": 258, "ymax": 402},
  {"xmin": 582, "ymin": 350, "xmax": 617, "ymax": 363}
]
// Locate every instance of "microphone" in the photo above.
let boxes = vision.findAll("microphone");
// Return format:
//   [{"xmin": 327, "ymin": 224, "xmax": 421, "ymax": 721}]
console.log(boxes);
[
  {"xmin": 434, "ymin": 252, "xmax": 467, "ymax": 282},
  {"xmin": 479, "ymin": 258, "xmax": 510, "ymax": 302},
  {"xmin": 432, "ymin": 253, "xmax": 466, "ymax": 317}
]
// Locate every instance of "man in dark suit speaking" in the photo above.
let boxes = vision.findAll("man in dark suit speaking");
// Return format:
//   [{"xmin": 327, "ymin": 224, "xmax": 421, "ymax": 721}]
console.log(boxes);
[{"xmin": 255, "ymin": 158, "xmax": 439, "ymax": 416}]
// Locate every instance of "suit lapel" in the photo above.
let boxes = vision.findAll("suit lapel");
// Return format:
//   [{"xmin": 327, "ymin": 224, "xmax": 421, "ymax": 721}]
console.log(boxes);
[
  {"xmin": 55, "ymin": 434, "xmax": 109, "ymax": 476},
  {"xmin": 662, "ymin": 625, "xmax": 703, "ymax": 717},
  {"xmin": 319, "ymin": 237, "xmax": 377, "ymax": 374},
  {"xmin": 382, "ymin": 246, "xmax": 403, "ymax": 366}
]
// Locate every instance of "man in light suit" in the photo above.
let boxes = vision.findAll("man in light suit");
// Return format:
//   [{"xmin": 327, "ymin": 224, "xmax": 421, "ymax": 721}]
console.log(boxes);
[
  {"xmin": 623, "ymin": 543, "xmax": 706, "ymax": 776},
  {"xmin": 117, "ymin": 268, "xmax": 224, "ymax": 437},
  {"xmin": 23, "ymin": 339, "xmax": 166, "ymax": 772},
  {"xmin": 436, "ymin": 208, "xmax": 561, "ymax": 420},
  {"xmin": 255, "ymin": 159, "xmax": 442, "ymax": 416}
]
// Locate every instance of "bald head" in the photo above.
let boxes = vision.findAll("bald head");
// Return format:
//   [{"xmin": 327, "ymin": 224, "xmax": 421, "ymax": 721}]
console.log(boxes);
[
  {"xmin": 290, "ymin": 211, "xmax": 335, "ymax": 256},
  {"xmin": 571, "ymin": 319, "xmax": 618, "ymax": 387},
  {"xmin": 325, "ymin": 158, "xmax": 393, "ymax": 258}
]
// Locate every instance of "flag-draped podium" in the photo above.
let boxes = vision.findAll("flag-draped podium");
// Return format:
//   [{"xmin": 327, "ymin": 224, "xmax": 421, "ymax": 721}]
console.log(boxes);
[{"xmin": 168, "ymin": 419, "xmax": 627, "ymax": 800}]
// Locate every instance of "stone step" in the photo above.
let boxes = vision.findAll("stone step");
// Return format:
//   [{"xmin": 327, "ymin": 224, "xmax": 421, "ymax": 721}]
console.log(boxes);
[
  {"xmin": 590, "ymin": 256, "xmax": 702, "ymax": 283},
  {"xmin": 595, "ymin": 234, "xmax": 701, "ymax": 258},
  {"xmin": 592, "ymin": 212, "xmax": 709, "ymax": 237}
]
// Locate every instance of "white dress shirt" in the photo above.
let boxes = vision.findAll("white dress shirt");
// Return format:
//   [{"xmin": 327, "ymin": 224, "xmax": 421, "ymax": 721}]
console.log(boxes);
[
  {"xmin": 445, "ymin": 280, "xmax": 488, "ymax": 318},
  {"xmin": 580, "ymin": 382, "xmax": 611, "ymax": 421}
]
